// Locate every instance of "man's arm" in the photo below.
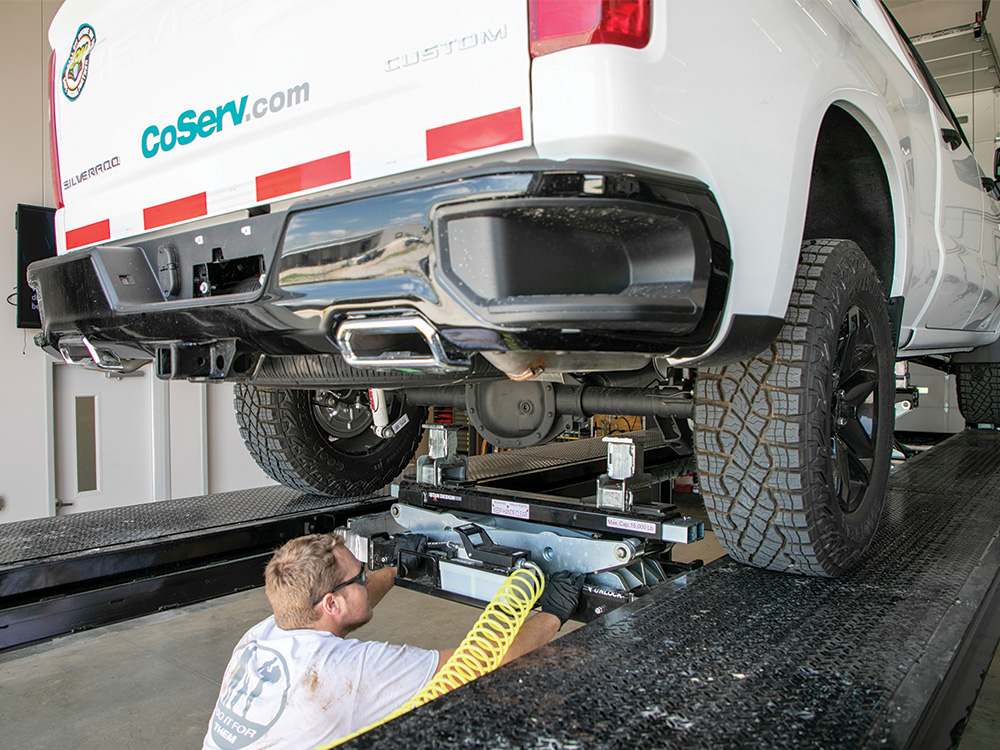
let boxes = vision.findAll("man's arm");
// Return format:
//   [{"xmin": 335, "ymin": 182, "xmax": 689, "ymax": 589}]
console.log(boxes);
[
  {"xmin": 430, "ymin": 612, "xmax": 557, "ymax": 675},
  {"xmin": 365, "ymin": 565, "xmax": 397, "ymax": 608},
  {"xmin": 434, "ymin": 648, "xmax": 456, "ymax": 673},
  {"xmin": 431, "ymin": 570, "xmax": 583, "ymax": 675},
  {"xmin": 499, "ymin": 570, "xmax": 583, "ymax": 665},
  {"xmin": 499, "ymin": 612, "xmax": 560, "ymax": 665},
  {"xmin": 365, "ymin": 534, "xmax": 430, "ymax": 609}
]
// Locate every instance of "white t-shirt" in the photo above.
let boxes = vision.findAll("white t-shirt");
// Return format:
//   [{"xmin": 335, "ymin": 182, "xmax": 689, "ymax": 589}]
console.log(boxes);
[{"xmin": 202, "ymin": 616, "xmax": 438, "ymax": 750}]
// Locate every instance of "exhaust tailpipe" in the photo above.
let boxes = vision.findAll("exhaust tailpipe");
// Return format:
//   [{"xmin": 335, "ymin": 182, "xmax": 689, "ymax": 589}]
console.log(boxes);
[{"xmin": 335, "ymin": 314, "xmax": 469, "ymax": 373}]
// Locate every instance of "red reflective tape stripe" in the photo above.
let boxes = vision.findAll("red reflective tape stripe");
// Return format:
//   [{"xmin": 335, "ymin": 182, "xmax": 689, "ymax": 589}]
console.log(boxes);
[
  {"xmin": 256, "ymin": 152, "xmax": 351, "ymax": 202},
  {"xmin": 143, "ymin": 192, "xmax": 208, "ymax": 230},
  {"xmin": 66, "ymin": 219, "xmax": 110, "ymax": 250},
  {"xmin": 426, "ymin": 107, "xmax": 523, "ymax": 161}
]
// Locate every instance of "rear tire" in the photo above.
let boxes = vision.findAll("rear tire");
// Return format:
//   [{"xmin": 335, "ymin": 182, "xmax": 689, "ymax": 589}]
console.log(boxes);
[
  {"xmin": 694, "ymin": 240, "xmax": 894, "ymax": 577},
  {"xmin": 234, "ymin": 385, "xmax": 426, "ymax": 497},
  {"xmin": 955, "ymin": 363, "xmax": 1000, "ymax": 425}
]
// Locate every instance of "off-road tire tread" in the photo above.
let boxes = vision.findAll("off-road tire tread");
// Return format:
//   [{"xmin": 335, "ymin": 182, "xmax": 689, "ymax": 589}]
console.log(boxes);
[
  {"xmin": 695, "ymin": 240, "xmax": 892, "ymax": 577},
  {"xmin": 955, "ymin": 363, "xmax": 1000, "ymax": 425},
  {"xmin": 234, "ymin": 384, "xmax": 426, "ymax": 498}
]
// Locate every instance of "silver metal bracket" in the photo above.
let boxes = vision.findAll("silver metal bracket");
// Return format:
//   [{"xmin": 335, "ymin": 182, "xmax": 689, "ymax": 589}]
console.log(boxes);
[
  {"xmin": 596, "ymin": 435, "xmax": 655, "ymax": 512},
  {"xmin": 416, "ymin": 423, "xmax": 468, "ymax": 485},
  {"xmin": 391, "ymin": 503, "xmax": 644, "ymax": 575}
]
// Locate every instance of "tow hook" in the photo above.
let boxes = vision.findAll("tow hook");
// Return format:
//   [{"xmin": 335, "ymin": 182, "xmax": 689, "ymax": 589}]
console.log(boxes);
[{"xmin": 369, "ymin": 388, "xmax": 410, "ymax": 438}]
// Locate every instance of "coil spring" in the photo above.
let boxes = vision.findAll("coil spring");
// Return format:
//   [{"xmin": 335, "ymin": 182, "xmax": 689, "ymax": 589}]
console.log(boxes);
[{"xmin": 324, "ymin": 564, "xmax": 545, "ymax": 748}]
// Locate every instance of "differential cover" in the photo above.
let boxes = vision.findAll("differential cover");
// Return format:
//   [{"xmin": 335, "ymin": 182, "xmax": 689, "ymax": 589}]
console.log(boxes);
[{"xmin": 465, "ymin": 381, "xmax": 573, "ymax": 449}]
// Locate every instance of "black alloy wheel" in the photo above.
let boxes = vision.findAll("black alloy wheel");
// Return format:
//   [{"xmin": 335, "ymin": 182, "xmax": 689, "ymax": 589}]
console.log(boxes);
[{"xmin": 830, "ymin": 305, "xmax": 882, "ymax": 515}]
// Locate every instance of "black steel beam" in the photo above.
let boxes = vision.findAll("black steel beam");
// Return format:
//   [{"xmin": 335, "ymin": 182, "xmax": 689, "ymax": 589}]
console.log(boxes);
[
  {"xmin": 0, "ymin": 492, "xmax": 391, "ymax": 653},
  {"xmin": 0, "ymin": 553, "xmax": 270, "ymax": 652},
  {"xmin": 902, "ymin": 548, "xmax": 1000, "ymax": 749},
  {"xmin": 394, "ymin": 479, "xmax": 687, "ymax": 541}
]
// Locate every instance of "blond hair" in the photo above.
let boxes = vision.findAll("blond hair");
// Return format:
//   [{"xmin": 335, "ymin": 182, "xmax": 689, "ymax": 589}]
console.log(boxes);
[{"xmin": 264, "ymin": 533, "xmax": 345, "ymax": 629}]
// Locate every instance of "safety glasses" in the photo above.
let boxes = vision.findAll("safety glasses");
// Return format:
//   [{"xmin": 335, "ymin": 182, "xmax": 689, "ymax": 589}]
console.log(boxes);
[{"xmin": 313, "ymin": 566, "xmax": 367, "ymax": 607}]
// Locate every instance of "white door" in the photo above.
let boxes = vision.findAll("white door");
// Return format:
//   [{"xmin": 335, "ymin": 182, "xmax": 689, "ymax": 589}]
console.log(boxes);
[{"xmin": 53, "ymin": 364, "xmax": 154, "ymax": 514}]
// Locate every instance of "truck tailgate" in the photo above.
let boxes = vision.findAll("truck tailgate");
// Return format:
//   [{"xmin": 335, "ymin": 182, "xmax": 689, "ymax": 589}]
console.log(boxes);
[{"xmin": 49, "ymin": 0, "xmax": 531, "ymax": 253}]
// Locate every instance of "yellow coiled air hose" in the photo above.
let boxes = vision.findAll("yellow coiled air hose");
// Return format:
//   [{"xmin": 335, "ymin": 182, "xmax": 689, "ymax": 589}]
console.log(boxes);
[{"xmin": 322, "ymin": 563, "xmax": 545, "ymax": 749}]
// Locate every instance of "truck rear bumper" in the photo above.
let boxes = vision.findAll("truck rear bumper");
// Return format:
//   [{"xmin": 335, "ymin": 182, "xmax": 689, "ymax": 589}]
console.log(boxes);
[{"xmin": 29, "ymin": 161, "xmax": 740, "ymax": 377}]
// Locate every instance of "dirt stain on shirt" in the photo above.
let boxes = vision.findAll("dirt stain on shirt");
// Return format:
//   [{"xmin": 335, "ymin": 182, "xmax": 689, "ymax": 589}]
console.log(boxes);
[{"xmin": 305, "ymin": 668, "xmax": 321, "ymax": 694}]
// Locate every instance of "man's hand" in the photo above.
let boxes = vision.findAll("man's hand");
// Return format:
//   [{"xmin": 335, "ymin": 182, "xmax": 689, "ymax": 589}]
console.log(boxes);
[
  {"xmin": 393, "ymin": 533, "xmax": 428, "ymax": 577},
  {"xmin": 538, "ymin": 570, "xmax": 585, "ymax": 626}
]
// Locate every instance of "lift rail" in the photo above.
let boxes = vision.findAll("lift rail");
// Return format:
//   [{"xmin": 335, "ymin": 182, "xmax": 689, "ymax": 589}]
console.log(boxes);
[
  {"xmin": 343, "ymin": 430, "xmax": 1000, "ymax": 750},
  {"xmin": 0, "ymin": 487, "xmax": 383, "ymax": 652}
]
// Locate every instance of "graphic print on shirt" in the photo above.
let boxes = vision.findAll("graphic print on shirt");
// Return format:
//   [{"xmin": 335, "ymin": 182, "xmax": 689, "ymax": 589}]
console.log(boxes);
[{"xmin": 211, "ymin": 642, "xmax": 291, "ymax": 749}]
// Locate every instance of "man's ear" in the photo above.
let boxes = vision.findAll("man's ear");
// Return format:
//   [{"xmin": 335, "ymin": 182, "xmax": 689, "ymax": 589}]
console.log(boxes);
[{"xmin": 318, "ymin": 592, "xmax": 342, "ymax": 618}]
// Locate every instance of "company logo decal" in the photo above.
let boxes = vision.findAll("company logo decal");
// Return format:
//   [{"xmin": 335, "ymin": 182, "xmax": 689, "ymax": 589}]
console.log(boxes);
[
  {"xmin": 141, "ymin": 82, "xmax": 310, "ymax": 159},
  {"xmin": 211, "ymin": 642, "xmax": 290, "ymax": 749},
  {"xmin": 62, "ymin": 24, "xmax": 96, "ymax": 101}
]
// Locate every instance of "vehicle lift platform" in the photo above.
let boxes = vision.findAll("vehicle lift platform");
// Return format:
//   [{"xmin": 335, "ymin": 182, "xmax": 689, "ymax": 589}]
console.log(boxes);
[
  {"xmin": 348, "ymin": 429, "xmax": 1000, "ymax": 749},
  {"xmin": 1, "ymin": 430, "xmax": 999, "ymax": 748},
  {"xmin": 0, "ymin": 486, "xmax": 387, "ymax": 652}
]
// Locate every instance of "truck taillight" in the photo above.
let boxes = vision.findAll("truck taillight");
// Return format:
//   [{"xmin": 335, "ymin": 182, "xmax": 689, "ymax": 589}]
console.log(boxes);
[
  {"xmin": 529, "ymin": 0, "xmax": 651, "ymax": 57},
  {"xmin": 49, "ymin": 51, "xmax": 64, "ymax": 209}
]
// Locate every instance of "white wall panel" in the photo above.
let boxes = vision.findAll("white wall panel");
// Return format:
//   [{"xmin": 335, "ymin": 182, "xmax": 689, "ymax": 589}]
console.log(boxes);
[
  {"xmin": 207, "ymin": 382, "xmax": 274, "ymax": 495},
  {"xmin": 0, "ymin": 1, "xmax": 61, "ymax": 522},
  {"xmin": 169, "ymin": 380, "xmax": 208, "ymax": 500}
]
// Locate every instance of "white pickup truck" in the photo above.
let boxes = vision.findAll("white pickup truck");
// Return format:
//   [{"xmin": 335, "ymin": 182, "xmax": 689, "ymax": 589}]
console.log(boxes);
[{"xmin": 29, "ymin": 0, "xmax": 1000, "ymax": 577}]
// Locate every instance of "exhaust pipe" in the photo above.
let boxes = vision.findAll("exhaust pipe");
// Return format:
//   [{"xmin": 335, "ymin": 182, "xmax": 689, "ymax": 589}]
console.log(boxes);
[
  {"xmin": 58, "ymin": 335, "xmax": 125, "ymax": 372},
  {"xmin": 335, "ymin": 314, "xmax": 469, "ymax": 373},
  {"xmin": 56, "ymin": 334, "xmax": 150, "ymax": 374}
]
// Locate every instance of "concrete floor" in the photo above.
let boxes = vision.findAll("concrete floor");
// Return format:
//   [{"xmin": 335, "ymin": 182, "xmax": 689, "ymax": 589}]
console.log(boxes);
[
  {"xmin": 0, "ymin": 526, "xmax": 996, "ymax": 748},
  {"xmin": 964, "ymin": 656, "xmax": 1000, "ymax": 749}
]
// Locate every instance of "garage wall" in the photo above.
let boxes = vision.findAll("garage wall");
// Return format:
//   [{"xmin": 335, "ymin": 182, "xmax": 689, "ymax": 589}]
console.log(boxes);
[
  {"xmin": 0, "ymin": 1, "xmax": 61, "ymax": 522},
  {"xmin": 207, "ymin": 383, "xmax": 276, "ymax": 495},
  {"xmin": 170, "ymin": 380, "xmax": 274, "ymax": 498},
  {"xmin": 0, "ymin": 1, "xmax": 272, "ymax": 524}
]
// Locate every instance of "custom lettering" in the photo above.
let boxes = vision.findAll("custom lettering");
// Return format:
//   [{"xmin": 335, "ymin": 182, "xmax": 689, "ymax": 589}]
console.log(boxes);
[
  {"xmin": 213, "ymin": 723, "xmax": 237, "ymax": 743},
  {"xmin": 483, "ymin": 26, "xmax": 508, "ymax": 42},
  {"xmin": 386, "ymin": 27, "xmax": 509, "ymax": 72},
  {"xmin": 196, "ymin": 109, "xmax": 217, "ymax": 137}
]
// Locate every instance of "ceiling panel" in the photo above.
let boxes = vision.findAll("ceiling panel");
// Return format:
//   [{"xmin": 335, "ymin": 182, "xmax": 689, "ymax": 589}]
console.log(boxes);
[{"xmin": 884, "ymin": 0, "xmax": 999, "ymax": 97}]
